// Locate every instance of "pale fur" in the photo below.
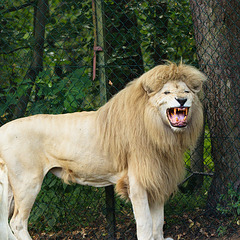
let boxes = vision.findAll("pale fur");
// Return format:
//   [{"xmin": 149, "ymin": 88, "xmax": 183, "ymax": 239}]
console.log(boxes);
[{"xmin": 0, "ymin": 62, "xmax": 206, "ymax": 240}]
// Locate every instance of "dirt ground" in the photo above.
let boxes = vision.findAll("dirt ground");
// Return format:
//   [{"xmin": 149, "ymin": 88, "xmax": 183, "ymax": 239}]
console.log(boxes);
[
  {"xmin": 164, "ymin": 211, "xmax": 240, "ymax": 240},
  {"xmin": 31, "ymin": 211, "xmax": 240, "ymax": 240}
]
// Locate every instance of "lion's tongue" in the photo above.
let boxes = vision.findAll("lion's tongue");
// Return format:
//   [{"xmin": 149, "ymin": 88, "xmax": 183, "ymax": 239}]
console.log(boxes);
[
  {"xmin": 172, "ymin": 113, "xmax": 185, "ymax": 123},
  {"xmin": 169, "ymin": 111, "xmax": 187, "ymax": 127}
]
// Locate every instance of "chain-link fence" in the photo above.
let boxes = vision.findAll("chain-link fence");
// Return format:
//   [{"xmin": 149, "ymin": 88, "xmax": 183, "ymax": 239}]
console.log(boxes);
[{"xmin": 1, "ymin": 0, "xmax": 239, "ymax": 239}]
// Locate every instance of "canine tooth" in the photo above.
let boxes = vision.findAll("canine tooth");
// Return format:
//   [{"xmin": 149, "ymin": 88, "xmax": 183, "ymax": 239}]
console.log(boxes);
[
  {"xmin": 174, "ymin": 108, "xmax": 177, "ymax": 115},
  {"xmin": 186, "ymin": 108, "xmax": 188, "ymax": 115},
  {"xmin": 184, "ymin": 116, "xmax": 187, "ymax": 121}
]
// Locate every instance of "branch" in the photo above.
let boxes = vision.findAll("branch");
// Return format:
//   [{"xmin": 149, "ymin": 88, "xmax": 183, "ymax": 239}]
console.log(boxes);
[
  {"xmin": 3, "ymin": 1, "xmax": 36, "ymax": 14},
  {"xmin": 0, "ymin": 46, "xmax": 30, "ymax": 54},
  {"xmin": 178, "ymin": 171, "xmax": 214, "ymax": 187}
]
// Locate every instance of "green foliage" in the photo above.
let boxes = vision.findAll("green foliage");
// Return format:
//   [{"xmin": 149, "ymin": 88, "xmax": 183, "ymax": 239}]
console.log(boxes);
[
  {"xmin": 30, "ymin": 174, "xmax": 106, "ymax": 231},
  {"xmin": 0, "ymin": 68, "xmax": 95, "ymax": 124},
  {"xmin": 166, "ymin": 181, "xmax": 209, "ymax": 216},
  {"xmin": 166, "ymin": 0, "xmax": 197, "ymax": 64},
  {"xmin": 0, "ymin": 0, "xmax": 94, "ymax": 124},
  {"xmin": 217, "ymin": 225, "xmax": 228, "ymax": 237},
  {"xmin": 217, "ymin": 184, "xmax": 240, "ymax": 217},
  {"xmin": 30, "ymin": 68, "xmax": 93, "ymax": 114},
  {"xmin": 135, "ymin": 0, "xmax": 197, "ymax": 67},
  {"xmin": 216, "ymin": 184, "xmax": 240, "ymax": 236}
]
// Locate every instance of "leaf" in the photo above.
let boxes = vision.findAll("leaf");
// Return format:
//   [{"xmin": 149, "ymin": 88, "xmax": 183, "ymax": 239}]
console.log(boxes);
[
  {"xmin": 48, "ymin": 217, "xmax": 57, "ymax": 228},
  {"xmin": 49, "ymin": 178, "xmax": 58, "ymax": 188}
]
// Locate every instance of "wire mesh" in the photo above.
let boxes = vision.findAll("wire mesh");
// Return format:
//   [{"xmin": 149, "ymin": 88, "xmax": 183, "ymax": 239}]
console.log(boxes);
[{"xmin": 0, "ymin": 0, "xmax": 239, "ymax": 239}]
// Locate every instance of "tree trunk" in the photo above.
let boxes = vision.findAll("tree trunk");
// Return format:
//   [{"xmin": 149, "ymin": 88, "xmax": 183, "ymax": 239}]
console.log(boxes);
[
  {"xmin": 190, "ymin": 0, "xmax": 240, "ymax": 212},
  {"xmin": 14, "ymin": 0, "xmax": 48, "ymax": 118}
]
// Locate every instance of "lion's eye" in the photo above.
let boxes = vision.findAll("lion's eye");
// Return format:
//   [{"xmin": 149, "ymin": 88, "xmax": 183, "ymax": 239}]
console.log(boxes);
[
  {"xmin": 164, "ymin": 91, "xmax": 170, "ymax": 95},
  {"xmin": 185, "ymin": 90, "xmax": 190, "ymax": 93}
]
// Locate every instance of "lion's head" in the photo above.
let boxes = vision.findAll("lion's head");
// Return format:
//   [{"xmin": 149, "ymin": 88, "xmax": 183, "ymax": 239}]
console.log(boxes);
[
  {"xmin": 141, "ymin": 63, "xmax": 206, "ymax": 132},
  {"xmin": 98, "ymin": 62, "xmax": 207, "ymax": 203}
]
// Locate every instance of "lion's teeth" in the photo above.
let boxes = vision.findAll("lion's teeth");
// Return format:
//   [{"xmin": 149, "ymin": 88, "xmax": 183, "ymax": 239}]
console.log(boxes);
[
  {"xmin": 184, "ymin": 116, "xmax": 187, "ymax": 121},
  {"xmin": 174, "ymin": 108, "xmax": 177, "ymax": 115},
  {"xmin": 186, "ymin": 108, "xmax": 188, "ymax": 115}
]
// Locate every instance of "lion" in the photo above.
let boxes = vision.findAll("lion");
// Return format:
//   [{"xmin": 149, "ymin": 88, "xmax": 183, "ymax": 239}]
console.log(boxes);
[{"xmin": 0, "ymin": 62, "xmax": 206, "ymax": 240}]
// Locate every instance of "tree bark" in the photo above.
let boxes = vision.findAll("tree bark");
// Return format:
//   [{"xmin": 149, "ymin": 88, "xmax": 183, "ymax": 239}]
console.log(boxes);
[
  {"xmin": 14, "ymin": 0, "xmax": 48, "ymax": 118},
  {"xmin": 190, "ymin": 0, "xmax": 240, "ymax": 212}
]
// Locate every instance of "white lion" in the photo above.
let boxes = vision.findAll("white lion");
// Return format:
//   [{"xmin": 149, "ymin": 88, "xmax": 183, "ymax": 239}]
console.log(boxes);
[{"xmin": 0, "ymin": 62, "xmax": 206, "ymax": 240}]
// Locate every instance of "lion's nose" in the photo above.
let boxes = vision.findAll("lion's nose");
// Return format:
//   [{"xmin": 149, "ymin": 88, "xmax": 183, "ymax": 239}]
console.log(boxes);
[{"xmin": 176, "ymin": 98, "xmax": 187, "ymax": 107}]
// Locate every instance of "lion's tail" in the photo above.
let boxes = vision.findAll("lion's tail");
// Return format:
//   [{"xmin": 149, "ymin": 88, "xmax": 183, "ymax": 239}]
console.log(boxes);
[{"xmin": 115, "ymin": 172, "xmax": 130, "ymax": 201}]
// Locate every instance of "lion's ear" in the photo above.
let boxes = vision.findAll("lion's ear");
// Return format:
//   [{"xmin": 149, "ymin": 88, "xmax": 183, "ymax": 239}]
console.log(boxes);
[
  {"xmin": 142, "ymin": 83, "xmax": 153, "ymax": 95},
  {"xmin": 182, "ymin": 65, "xmax": 207, "ymax": 93},
  {"xmin": 189, "ymin": 81, "xmax": 203, "ymax": 93},
  {"xmin": 187, "ymin": 72, "xmax": 207, "ymax": 93}
]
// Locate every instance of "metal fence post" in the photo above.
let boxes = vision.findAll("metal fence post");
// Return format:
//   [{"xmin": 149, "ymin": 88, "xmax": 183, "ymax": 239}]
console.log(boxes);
[{"xmin": 105, "ymin": 185, "xmax": 116, "ymax": 239}]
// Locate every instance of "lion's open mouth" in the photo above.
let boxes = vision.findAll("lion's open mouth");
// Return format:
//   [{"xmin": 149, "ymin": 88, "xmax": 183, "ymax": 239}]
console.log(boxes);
[{"xmin": 167, "ymin": 107, "xmax": 189, "ymax": 128}]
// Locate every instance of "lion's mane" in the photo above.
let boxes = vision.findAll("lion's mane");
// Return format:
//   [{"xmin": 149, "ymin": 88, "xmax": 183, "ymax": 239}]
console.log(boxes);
[{"xmin": 96, "ymin": 62, "xmax": 206, "ymax": 203}]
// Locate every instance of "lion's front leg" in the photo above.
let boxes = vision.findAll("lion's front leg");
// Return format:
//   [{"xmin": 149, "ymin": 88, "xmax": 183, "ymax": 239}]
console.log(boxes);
[
  {"xmin": 128, "ymin": 170, "xmax": 154, "ymax": 240},
  {"xmin": 149, "ymin": 202, "xmax": 173, "ymax": 240}
]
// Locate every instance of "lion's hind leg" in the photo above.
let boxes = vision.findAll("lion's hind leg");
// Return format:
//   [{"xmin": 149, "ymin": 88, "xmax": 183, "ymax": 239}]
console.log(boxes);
[{"xmin": 9, "ymin": 172, "xmax": 44, "ymax": 240}]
